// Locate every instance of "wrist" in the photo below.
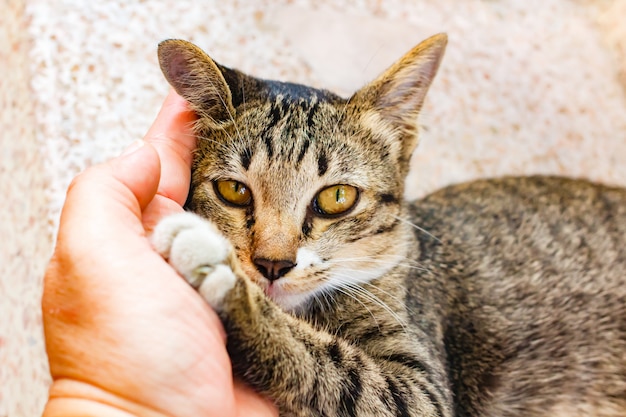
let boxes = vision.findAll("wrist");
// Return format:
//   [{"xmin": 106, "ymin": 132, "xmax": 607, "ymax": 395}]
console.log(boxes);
[{"xmin": 44, "ymin": 379, "xmax": 168, "ymax": 417}]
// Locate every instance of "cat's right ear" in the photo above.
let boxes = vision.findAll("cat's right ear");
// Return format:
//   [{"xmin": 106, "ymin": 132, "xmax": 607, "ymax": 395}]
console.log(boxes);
[
  {"xmin": 352, "ymin": 33, "xmax": 447, "ymax": 167},
  {"xmin": 158, "ymin": 39, "xmax": 236, "ymax": 127}
]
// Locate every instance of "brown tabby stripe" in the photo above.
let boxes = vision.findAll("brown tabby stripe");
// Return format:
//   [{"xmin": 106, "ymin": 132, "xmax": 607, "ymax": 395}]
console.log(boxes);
[
  {"xmin": 301, "ymin": 211, "xmax": 313, "ymax": 237},
  {"xmin": 326, "ymin": 341, "xmax": 364, "ymax": 416},
  {"xmin": 345, "ymin": 218, "xmax": 400, "ymax": 243},
  {"xmin": 240, "ymin": 148, "xmax": 252, "ymax": 170},
  {"xmin": 382, "ymin": 353, "xmax": 447, "ymax": 409},
  {"xmin": 379, "ymin": 193, "xmax": 399, "ymax": 204},
  {"xmin": 296, "ymin": 138, "xmax": 311, "ymax": 166},
  {"xmin": 263, "ymin": 132, "xmax": 274, "ymax": 159},
  {"xmin": 306, "ymin": 101, "xmax": 319, "ymax": 128},
  {"xmin": 339, "ymin": 363, "xmax": 363, "ymax": 416},
  {"xmin": 317, "ymin": 150, "xmax": 329, "ymax": 176},
  {"xmin": 385, "ymin": 376, "xmax": 411, "ymax": 417}
]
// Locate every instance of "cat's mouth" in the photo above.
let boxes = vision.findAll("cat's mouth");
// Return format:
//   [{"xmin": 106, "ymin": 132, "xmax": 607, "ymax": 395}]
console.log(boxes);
[
  {"xmin": 259, "ymin": 277, "xmax": 310, "ymax": 310},
  {"xmin": 246, "ymin": 270, "xmax": 319, "ymax": 312},
  {"xmin": 263, "ymin": 281, "xmax": 282, "ymax": 298},
  {"xmin": 240, "ymin": 247, "xmax": 326, "ymax": 310}
]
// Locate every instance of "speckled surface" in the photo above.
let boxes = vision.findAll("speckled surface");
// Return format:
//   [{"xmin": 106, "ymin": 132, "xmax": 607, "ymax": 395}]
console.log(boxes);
[
  {"xmin": 1, "ymin": 0, "xmax": 625, "ymax": 415},
  {"xmin": 0, "ymin": 1, "xmax": 52, "ymax": 416}
]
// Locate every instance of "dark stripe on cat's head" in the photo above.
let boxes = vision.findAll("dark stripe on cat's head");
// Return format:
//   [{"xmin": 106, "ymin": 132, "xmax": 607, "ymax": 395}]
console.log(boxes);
[
  {"xmin": 259, "ymin": 102, "xmax": 283, "ymax": 160},
  {"xmin": 268, "ymin": 101, "xmax": 282, "ymax": 125},
  {"xmin": 317, "ymin": 150, "xmax": 328, "ymax": 177},
  {"xmin": 245, "ymin": 206, "xmax": 256, "ymax": 235},
  {"xmin": 379, "ymin": 193, "xmax": 399, "ymax": 204},
  {"xmin": 263, "ymin": 133, "xmax": 274, "ymax": 159},
  {"xmin": 301, "ymin": 211, "xmax": 313, "ymax": 238},
  {"xmin": 240, "ymin": 149, "xmax": 252, "ymax": 170},
  {"xmin": 344, "ymin": 218, "xmax": 400, "ymax": 243},
  {"xmin": 296, "ymin": 138, "xmax": 311, "ymax": 167},
  {"xmin": 306, "ymin": 101, "xmax": 319, "ymax": 129}
]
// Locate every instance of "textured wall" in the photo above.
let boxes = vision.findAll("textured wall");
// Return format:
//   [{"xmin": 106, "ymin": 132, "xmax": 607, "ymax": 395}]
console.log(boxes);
[
  {"xmin": 1, "ymin": 0, "xmax": 625, "ymax": 415},
  {"xmin": 0, "ymin": 1, "xmax": 52, "ymax": 416}
]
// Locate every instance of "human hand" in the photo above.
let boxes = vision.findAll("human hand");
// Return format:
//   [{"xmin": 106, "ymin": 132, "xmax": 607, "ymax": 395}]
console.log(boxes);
[{"xmin": 42, "ymin": 90, "xmax": 278, "ymax": 417}]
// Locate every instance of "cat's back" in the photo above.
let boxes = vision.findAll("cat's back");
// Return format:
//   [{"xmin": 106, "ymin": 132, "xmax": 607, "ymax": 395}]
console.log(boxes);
[
  {"xmin": 411, "ymin": 176, "xmax": 626, "ymax": 292},
  {"xmin": 412, "ymin": 175, "xmax": 626, "ymax": 275},
  {"xmin": 407, "ymin": 176, "xmax": 626, "ymax": 416}
]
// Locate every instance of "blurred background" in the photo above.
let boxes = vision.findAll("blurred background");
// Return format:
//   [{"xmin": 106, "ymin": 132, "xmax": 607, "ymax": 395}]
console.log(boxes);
[{"xmin": 1, "ymin": 0, "xmax": 625, "ymax": 415}]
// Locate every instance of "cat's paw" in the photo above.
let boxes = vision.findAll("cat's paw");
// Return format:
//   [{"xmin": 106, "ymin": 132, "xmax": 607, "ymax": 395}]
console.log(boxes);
[{"xmin": 151, "ymin": 212, "xmax": 236, "ymax": 310}]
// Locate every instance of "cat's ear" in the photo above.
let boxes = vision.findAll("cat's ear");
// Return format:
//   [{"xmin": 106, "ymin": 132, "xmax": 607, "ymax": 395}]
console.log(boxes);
[
  {"xmin": 158, "ymin": 39, "xmax": 236, "ymax": 127},
  {"xmin": 353, "ymin": 33, "xmax": 447, "ymax": 161}
]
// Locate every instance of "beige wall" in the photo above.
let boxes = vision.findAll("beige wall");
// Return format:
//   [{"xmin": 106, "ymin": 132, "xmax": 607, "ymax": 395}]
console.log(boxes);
[{"xmin": 0, "ymin": 1, "xmax": 52, "ymax": 416}]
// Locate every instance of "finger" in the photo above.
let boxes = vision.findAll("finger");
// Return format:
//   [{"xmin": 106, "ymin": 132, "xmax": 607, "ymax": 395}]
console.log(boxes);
[
  {"xmin": 141, "ymin": 194, "xmax": 186, "ymax": 235},
  {"xmin": 144, "ymin": 89, "xmax": 197, "ymax": 205},
  {"xmin": 46, "ymin": 141, "xmax": 162, "ymax": 340},
  {"xmin": 56, "ymin": 141, "xmax": 223, "ymax": 338},
  {"xmin": 46, "ymin": 142, "xmax": 232, "ymax": 415},
  {"xmin": 61, "ymin": 141, "xmax": 161, "ymax": 243}
]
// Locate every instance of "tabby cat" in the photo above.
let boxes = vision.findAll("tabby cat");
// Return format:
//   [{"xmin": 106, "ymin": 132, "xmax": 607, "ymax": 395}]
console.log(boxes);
[{"xmin": 151, "ymin": 34, "xmax": 626, "ymax": 416}]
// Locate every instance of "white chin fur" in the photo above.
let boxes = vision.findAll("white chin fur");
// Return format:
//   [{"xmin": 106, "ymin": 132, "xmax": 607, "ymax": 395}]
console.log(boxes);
[{"xmin": 271, "ymin": 291, "xmax": 315, "ymax": 312}]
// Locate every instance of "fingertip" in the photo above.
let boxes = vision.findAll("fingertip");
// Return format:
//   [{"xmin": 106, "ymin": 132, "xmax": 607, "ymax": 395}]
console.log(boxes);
[
  {"xmin": 145, "ymin": 90, "xmax": 198, "ymax": 206},
  {"xmin": 163, "ymin": 88, "xmax": 190, "ymax": 113},
  {"xmin": 148, "ymin": 89, "xmax": 197, "ymax": 154}
]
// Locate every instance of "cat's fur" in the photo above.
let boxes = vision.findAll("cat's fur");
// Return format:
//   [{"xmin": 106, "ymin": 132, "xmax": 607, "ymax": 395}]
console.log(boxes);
[{"xmin": 152, "ymin": 34, "xmax": 626, "ymax": 416}]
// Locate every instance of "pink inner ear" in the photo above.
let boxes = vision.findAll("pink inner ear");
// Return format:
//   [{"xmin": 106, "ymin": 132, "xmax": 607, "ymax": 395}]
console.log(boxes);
[{"xmin": 167, "ymin": 52, "xmax": 190, "ymax": 80}]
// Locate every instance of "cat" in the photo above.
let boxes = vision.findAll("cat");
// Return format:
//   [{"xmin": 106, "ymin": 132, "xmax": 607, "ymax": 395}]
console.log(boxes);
[{"xmin": 151, "ymin": 34, "xmax": 626, "ymax": 417}]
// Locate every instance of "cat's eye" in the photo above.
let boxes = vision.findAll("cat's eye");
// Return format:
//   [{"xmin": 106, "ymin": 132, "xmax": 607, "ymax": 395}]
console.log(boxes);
[
  {"xmin": 313, "ymin": 184, "xmax": 359, "ymax": 217},
  {"xmin": 214, "ymin": 180, "xmax": 252, "ymax": 207}
]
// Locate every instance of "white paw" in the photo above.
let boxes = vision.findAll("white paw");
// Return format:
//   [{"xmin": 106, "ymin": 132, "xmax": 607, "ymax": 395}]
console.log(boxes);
[{"xmin": 151, "ymin": 212, "xmax": 236, "ymax": 309}]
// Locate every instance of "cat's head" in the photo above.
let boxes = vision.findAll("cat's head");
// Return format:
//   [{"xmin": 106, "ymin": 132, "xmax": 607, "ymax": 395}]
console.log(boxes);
[{"xmin": 158, "ymin": 34, "xmax": 446, "ymax": 312}]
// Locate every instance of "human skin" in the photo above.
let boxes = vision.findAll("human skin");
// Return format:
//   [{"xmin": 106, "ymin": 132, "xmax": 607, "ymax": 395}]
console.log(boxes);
[{"xmin": 42, "ymin": 90, "xmax": 278, "ymax": 417}]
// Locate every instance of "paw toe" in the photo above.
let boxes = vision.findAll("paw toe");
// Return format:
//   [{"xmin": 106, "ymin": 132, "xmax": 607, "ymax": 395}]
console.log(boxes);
[{"xmin": 198, "ymin": 264, "xmax": 237, "ymax": 309}]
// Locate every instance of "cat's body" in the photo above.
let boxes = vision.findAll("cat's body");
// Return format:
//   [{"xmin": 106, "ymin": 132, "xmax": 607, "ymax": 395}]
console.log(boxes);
[
  {"xmin": 152, "ymin": 34, "xmax": 626, "ymax": 416},
  {"xmin": 407, "ymin": 176, "xmax": 626, "ymax": 416}
]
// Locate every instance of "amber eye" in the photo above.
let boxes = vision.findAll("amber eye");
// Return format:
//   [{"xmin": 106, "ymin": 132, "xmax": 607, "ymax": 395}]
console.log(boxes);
[
  {"xmin": 313, "ymin": 184, "xmax": 359, "ymax": 216},
  {"xmin": 214, "ymin": 180, "xmax": 252, "ymax": 207}
]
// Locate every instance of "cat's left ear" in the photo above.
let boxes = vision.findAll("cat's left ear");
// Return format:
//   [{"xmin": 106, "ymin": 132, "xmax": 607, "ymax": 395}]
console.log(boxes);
[
  {"xmin": 353, "ymin": 33, "xmax": 447, "ymax": 163},
  {"xmin": 158, "ymin": 39, "xmax": 236, "ymax": 127}
]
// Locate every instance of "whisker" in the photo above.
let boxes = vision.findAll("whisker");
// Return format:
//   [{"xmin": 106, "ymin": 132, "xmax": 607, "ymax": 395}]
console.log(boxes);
[
  {"xmin": 311, "ymin": 291, "xmax": 328, "ymax": 316},
  {"xmin": 344, "ymin": 283, "xmax": 408, "ymax": 333},
  {"xmin": 191, "ymin": 132, "xmax": 230, "ymax": 150},
  {"xmin": 199, "ymin": 77, "xmax": 248, "ymax": 146},
  {"xmin": 330, "ymin": 94, "xmax": 354, "ymax": 142},
  {"xmin": 325, "ymin": 273, "xmax": 409, "ymax": 332},
  {"xmin": 240, "ymin": 81, "xmax": 254, "ymax": 162},
  {"xmin": 330, "ymin": 260, "xmax": 431, "ymax": 273},
  {"xmin": 329, "ymin": 267, "xmax": 417, "ymax": 316},
  {"xmin": 332, "ymin": 285, "xmax": 382, "ymax": 329},
  {"xmin": 361, "ymin": 280, "xmax": 417, "ymax": 317},
  {"xmin": 393, "ymin": 214, "xmax": 442, "ymax": 243}
]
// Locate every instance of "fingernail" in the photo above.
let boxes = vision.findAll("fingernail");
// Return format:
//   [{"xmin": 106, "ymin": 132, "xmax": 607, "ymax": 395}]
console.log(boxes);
[{"xmin": 121, "ymin": 139, "xmax": 145, "ymax": 156}]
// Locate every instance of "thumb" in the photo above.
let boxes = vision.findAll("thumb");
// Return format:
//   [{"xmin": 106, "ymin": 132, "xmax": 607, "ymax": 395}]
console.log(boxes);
[
  {"xmin": 53, "ymin": 140, "xmax": 162, "ymax": 283},
  {"xmin": 110, "ymin": 140, "xmax": 161, "ymax": 212}
]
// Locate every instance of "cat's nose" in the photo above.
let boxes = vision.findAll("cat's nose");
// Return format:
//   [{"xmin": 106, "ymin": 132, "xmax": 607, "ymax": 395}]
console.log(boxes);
[{"xmin": 253, "ymin": 258, "xmax": 296, "ymax": 282}]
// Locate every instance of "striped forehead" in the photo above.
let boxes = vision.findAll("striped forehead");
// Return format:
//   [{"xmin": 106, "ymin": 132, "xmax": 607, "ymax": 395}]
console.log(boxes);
[{"xmin": 238, "ymin": 89, "xmax": 341, "ymax": 174}]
